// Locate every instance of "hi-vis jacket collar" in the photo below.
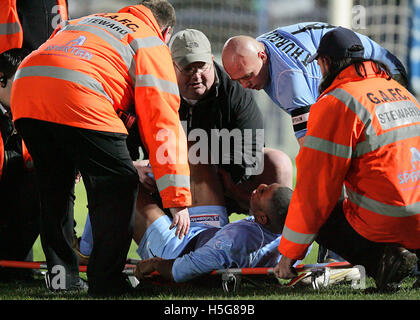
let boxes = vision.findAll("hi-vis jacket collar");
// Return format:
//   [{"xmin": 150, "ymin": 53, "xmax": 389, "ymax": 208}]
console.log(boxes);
[
  {"xmin": 320, "ymin": 61, "xmax": 389, "ymax": 99},
  {"xmin": 118, "ymin": 5, "xmax": 164, "ymax": 42}
]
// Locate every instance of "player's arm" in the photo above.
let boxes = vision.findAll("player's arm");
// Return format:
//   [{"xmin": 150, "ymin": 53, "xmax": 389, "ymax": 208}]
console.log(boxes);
[
  {"xmin": 356, "ymin": 32, "xmax": 408, "ymax": 86},
  {"xmin": 135, "ymin": 257, "xmax": 175, "ymax": 281},
  {"xmin": 171, "ymin": 236, "xmax": 234, "ymax": 282},
  {"xmin": 291, "ymin": 104, "xmax": 312, "ymax": 145},
  {"xmin": 273, "ymin": 71, "xmax": 316, "ymax": 144}
]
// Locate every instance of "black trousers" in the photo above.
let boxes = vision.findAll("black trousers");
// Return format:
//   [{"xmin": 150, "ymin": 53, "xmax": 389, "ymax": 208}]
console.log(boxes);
[
  {"xmin": 316, "ymin": 201, "xmax": 391, "ymax": 278},
  {"xmin": 15, "ymin": 119, "xmax": 139, "ymax": 292},
  {"xmin": 0, "ymin": 170, "xmax": 40, "ymax": 263},
  {"xmin": 316, "ymin": 201, "xmax": 420, "ymax": 278}
]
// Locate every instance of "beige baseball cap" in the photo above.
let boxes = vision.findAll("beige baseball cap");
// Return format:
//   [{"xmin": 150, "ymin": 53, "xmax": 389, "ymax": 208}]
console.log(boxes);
[{"xmin": 170, "ymin": 29, "xmax": 212, "ymax": 68}]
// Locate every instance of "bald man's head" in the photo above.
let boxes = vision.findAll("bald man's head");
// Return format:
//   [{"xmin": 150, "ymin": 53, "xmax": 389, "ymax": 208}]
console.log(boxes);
[{"xmin": 222, "ymin": 35, "xmax": 270, "ymax": 90}]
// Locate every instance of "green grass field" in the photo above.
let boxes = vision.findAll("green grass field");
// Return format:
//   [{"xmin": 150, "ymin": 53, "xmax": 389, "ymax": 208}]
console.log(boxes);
[{"xmin": 1, "ymin": 180, "xmax": 419, "ymax": 302}]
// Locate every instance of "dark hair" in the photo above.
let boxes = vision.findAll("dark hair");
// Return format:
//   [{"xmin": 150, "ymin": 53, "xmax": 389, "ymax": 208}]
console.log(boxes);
[
  {"xmin": 318, "ymin": 56, "xmax": 392, "ymax": 94},
  {"xmin": 0, "ymin": 48, "xmax": 31, "ymax": 80},
  {"xmin": 268, "ymin": 186, "xmax": 293, "ymax": 231},
  {"xmin": 140, "ymin": 0, "xmax": 176, "ymax": 30}
]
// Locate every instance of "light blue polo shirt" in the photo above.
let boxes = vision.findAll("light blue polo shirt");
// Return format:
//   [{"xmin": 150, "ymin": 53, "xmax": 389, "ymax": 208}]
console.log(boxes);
[{"xmin": 257, "ymin": 22, "xmax": 407, "ymax": 139}]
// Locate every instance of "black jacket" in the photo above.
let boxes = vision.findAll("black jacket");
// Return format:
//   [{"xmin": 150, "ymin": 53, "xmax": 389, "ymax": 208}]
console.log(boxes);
[
  {"xmin": 0, "ymin": 109, "xmax": 22, "ymax": 180},
  {"xmin": 17, "ymin": 0, "xmax": 69, "ymax": 51},
  {"xmin": 0, "ymin": 109, "xmax": 40, "ymax": 262},
  {"xmin": 178, "ymin": 62, "xmax": 264, "ymax": 183}
]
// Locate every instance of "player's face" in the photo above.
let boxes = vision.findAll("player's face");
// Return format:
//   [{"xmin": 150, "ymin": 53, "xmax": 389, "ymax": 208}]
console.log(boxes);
[
  {"xmin": 227, "ymin": 53, "xmax": 269, "ymax": 90},
  {"xmin": 174, "ymin": 60, "xmax": 215, "ymax": 100},
  {"xmin": 250, "ymin": 183, "xmax": 280, "ymax": 216}
]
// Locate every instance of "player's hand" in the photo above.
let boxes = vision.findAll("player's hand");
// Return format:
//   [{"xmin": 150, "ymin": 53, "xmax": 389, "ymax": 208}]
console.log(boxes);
[
  {"xmin": 169, "ymin": 207, "xmax": 190, "ymax": 239},
  {"xmin": 134, "ymin": 258, "xmax": 162, "ymax": 280},
  {"xmin": 133, "ymin": 160, "xmax": 158, "ymax": 194},
  {"xmin": 273, "ymin": 255, "xmax": 297, "ymax": 279}
]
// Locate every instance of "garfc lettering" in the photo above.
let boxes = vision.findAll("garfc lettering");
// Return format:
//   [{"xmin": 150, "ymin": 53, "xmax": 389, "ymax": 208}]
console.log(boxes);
[
  {"xmin": 366, "ymin": 88, "xmax": 409, "ymax": 104},
  {"xmin": 82, "ymin": 17, "xmax": 130, "ymax": 38},
  {"xmin": 95, "ymin": 14, "xmax": 139, "ymax": 32},
  {"xmin": 79, "ymin": 15, "xmax": 139, "ymax": 40}
]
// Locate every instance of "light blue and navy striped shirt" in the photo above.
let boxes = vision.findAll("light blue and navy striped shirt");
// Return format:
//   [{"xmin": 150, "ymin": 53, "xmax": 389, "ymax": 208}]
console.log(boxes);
[{"xmin": 258, "ymin": 22, "xmax": 407, "ymax": 139}]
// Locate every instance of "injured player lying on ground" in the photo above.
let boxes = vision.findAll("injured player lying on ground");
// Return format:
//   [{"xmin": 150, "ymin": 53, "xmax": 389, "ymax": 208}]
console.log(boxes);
[
  {"xmin": 68, "ymin": 161, "xmax": 362, "ymax": 291},
  {"xmin": 131, "ymin": 162, "xmax": 362, "ymax": 290},
  {"xmin": 1, "ymin": 162, "xmax": 363, "ymax": 293}
]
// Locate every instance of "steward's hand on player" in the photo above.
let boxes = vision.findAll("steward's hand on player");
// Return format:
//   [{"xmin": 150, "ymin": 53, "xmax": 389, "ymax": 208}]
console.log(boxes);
[
  {"xmin": 133, "ymin": 159, "xmax": 158, "ymax": 194},
  {"xmin": 169, "ymin": 207, "xmax": 190, "ymax": 239}
]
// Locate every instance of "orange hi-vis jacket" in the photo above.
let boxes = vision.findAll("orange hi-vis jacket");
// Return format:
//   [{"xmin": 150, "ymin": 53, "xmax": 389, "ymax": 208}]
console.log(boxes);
[
  {"xmin": 279, "ymin": 61, "xmax": 420, "ymax": 260},
  {"xmin": 0, "ymin": 0, "xmax": 22, "ymax": 53},
  {"xmin": 0, "ymin": 0, "xmax": 68, "ymax": 53},
  {"xmin": 11, "ymin": 5, "xmax": 191, "ymax": 208}
]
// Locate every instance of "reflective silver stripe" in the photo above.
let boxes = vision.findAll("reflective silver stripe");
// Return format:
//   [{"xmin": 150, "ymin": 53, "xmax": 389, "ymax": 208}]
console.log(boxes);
[
  {"xmin": 328, "ymin": 88, "xmax": 376, "ymax": 139},
  {"xmin": 304, "ymin": 135, "xmax": 353, "ymax": 159},
  {"xmin": 354, "ymin": 124, "xmax": 420, "ymax": 157},
  {"xmin": 347, "ymin": 188, "xmax": 420, "ymax": 218},
  {"xmin": 0, "ymin": 22, "xmax": 21, "ymax": 35},
  {"xmin": 128, "ymin": 37, "xmax": 167, "ymax": 86},
  {"xmin": 136, "ymin": 74, "xmax": 179, "ymax": 96},
  {"xmin": 62, "ymin": 24, "xmax": 136, "ymax": 84},
  {"xmin": 129, "ymin": 36, "xmax": 166, "ymax": 51},
  {"xmin": 129, "ymin": 37, "xmax": 167, "ymax": 85},
  {"xmin": 328, "ymin": 88, "xmax": 371, "ymax": 125},
  {"xmin": 59, "ymin": 19, "xmax": 71, "ymax": 28},
  {"xmin": 156, "ymin": 174, "xmax": 190, "ymax": 192},
  {"xmin": 14, "ymin": 65, "xmax": 113, "ymax": 103},
  {"xmin": 282, "ymin": 225, "xmax": 317, "ymax": 245}
]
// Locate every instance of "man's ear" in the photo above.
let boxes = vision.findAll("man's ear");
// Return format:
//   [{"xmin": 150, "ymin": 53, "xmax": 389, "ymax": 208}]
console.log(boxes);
[
  {"xmin": 162, "ymin": 26, "xmax": 172, "ymax": 44},
  {"xmin": 258, "ymin": 50, "xmax": 267, "ymax": 63}
]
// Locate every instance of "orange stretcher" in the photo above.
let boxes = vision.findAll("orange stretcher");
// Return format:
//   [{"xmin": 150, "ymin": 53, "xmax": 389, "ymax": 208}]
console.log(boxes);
[{"xmin": 0, "ymin": 259, "xmax": 366, "ymax": 293}]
